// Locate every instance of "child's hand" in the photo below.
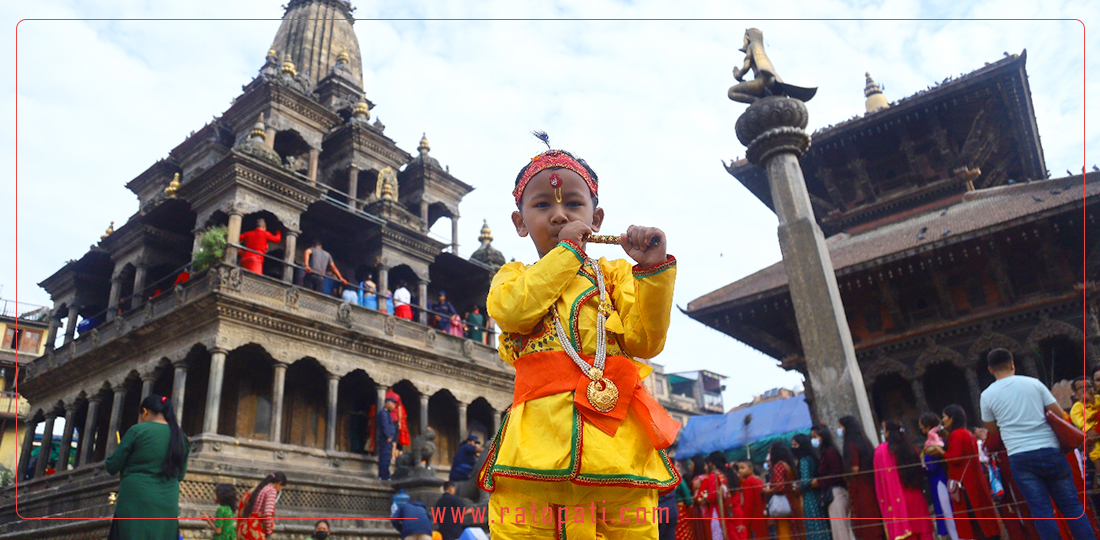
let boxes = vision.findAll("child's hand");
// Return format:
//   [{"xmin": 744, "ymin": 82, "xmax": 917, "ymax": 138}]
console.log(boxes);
[
  {"xmin": 620, "ymin": 225, "xmax": 667, "ymax": 267},
  {"xmin": 559, "ymin": 221, "xmax": 594, "ymax": 248}
]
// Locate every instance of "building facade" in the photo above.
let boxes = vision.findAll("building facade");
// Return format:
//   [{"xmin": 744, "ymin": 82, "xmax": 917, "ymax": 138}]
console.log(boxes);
[
  {"xmin": 687, "ymin": 52, "xmax": 1098, "ymax": 433},
  {"xmin": 1, "ymin": 2, "xmax": 515, "ymax": 539},
  {"xmin": 0, "ymin": 299, "xmax": 49, "ymax": 484}
]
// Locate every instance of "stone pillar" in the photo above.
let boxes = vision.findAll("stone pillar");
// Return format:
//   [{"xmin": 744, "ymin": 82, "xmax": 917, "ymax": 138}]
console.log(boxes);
[
  {"xmin": 308, "ymin": 148, "xmax": 320, "ymax": 184},
  {"xmin": 909, "ymin": 378, "xmax": 930, "ymax": 414},
  {"xmin": 347, "ymin": 166, "xmax": 360, "ymax": 208},
  {"xmin": 106, "ymin": 384, "xmax": 127, "ymax": 454},
  {"xmin": 79, "ymin": 397, "xmax": 101, "ymax": 466},
  {"xmin": 377, "ymin": 386, "xmax": 389, "ymax": 414},
  {"xmin": 45, "ymin": 310, "xmax": 60, "ymax": 351},
  {"xmin": 420, "ymin": 201, "xmax": 430, "ymax": 233},
  {"xmin": 377, "ymin": 267, "xmax": 389, "ymax": 314},
  {"xmin": 171, "ymin": 359, "xmax": 188, "ymax": 420},
  {"xmin": 326, "ymin": 373, "xmax": 339, "ymax": 451},
  {"xmin": 282, "ymin": 229, "xmax": 299, "ymax": 283},
  {"xmin": 18, "ymin": 415, "xmax": 39, "ymax": 478},
  {"xmin": 203, "ymin": 349, "xmax": 227, "ymax": 435},
  {"xmin": 418, "ymin": 280, "xmax": 430, "ymax": 325},
  {"xmin": 224, "ymin": 211, "xmax": 243, "ymax": 265},
  {"xmin": 141, "ymin": 373, "xmax": 156, "ymax": 402},
  {"xmin": 735, "ymin": 96, "xmax": 877, "ymax": 442},
  {"xmin": 107, "ymin": 275, "xmax": 122, "ymax": 322},
  {"xmin": 451, "ymin": 215, "xmax": 460, "ymax": 253},
  {"xmin": 419, "ymin": 394, "xmax": 429, "ymax": 433},
  {"xmin": 132, "ymin": 263, "xmax": 149, "ymax": 308},
  {"xmin": 964, "ymin": 367, "xmax": 983, "ymax": 421},
  {"xmin": 57, "ymin": 404, "xmax": 77, "ymax": 472},
  {"xmin": 457, "ymin": 402, "xmax": 467, "ymax": 439},
  {"xmin": 64, "ymin": 305, "xmax": 79, "ymax": 344},
  {"xmin": 35, "ymin": 413, "xmax": 58, "ymax": 477},
  {"xmin": 486, "ymin": 317, "xmax": 497, "ymax": 348},
  {"xmin": 271, "ymin": 361, "xmax": 288, "ymax": 443},
  {"xmin": 265, "ymin": 126, "xmax": 277, "ymax": 148}
]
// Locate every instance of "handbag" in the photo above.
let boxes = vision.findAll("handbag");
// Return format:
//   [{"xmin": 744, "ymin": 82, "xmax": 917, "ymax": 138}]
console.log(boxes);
[
  {"xmin": 821, "ymin": 485, "xmax": 834, "ymax": 507},
  {"xmin": 1046, "ymin": 409, "xmax": 1085, "ymax": 454},
  {"xmin": 767, "ymin": 493, "xmax": 792, "ymax": 518}
]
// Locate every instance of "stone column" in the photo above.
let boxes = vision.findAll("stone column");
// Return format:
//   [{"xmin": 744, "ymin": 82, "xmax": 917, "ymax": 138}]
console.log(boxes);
[
  {"xmin": 420, "ymin": 201, "xmax": 430, "ymax": 233},
  {"xmin": 308, "ymin": 148, "xmax": 320, "ymax": 184},
  {"xmin": 735, "ymin": 96, "xmax": 877, "ymax": 442},
  {"xmin": 45, "ymin": 311, "xmax": 60, "ymax": 351},
  {"xmin": 486, "ymin": 317, "xmax": 497, "ymax": 348},
  {"xmin": 107, "ymin": 275, "xmax": 122, "ymax": 322},
  {"xmin": 64, "ymin": 305, "xmax": 79, "ymax": 344},
  {"xmin": 265, "ymin": 126, "xmax": 277, "ymax": 148},
  {"xmin": 79, "ymin": 397, "xmax": 101, "ymax": 466},
  {"xmin": 271, "ymin": 361, "xmax": 288, "ymax": 443},
  {"xmin": 417, "ymin": 280, "xmax": 430, "ymax": 325},
  {"xmin": 106, "ymin": 384, "xmax": 127, "ymax": 454},
  {"xmin": 457, "ymin": 402, "xmax": 467, "ymax": 439},
  {"xmin": 419, "ymin": 394, "xmax": 429, "ymax": 434},
  {"xmin": 18, "ymin": 415, "xmax": 39, "ymax": 478},
  {"xmin": 377, "ymin": 267, "xmax": 389, "ymax": 314},
  {"xmin": 347, "ymin": 166, "xmax": 360, "ymax": 208},
  {"xmin": 326, "ymin": 373, "xmax": 339, "ymax": 451},
  {"xmin": 377, "ymin": 386, "xmax": 389, "ymax": 414},
  {"xmin": 132, "ymin": 263, "xmax": 149, "ymax": 308},
  {"xmin": 57, "ymin": 404, "xmax": 77, "ymax": 472},
  {"xmin": 35, "ymin": 412, "xmax": 58, "ymax": 477},
  {"xmin": 964, "ymin": 366, "xmax": 983, "ymax": 421},
  {"xmin": 282, "ymin": 229, "xmax": 299, "ymax": 283},
  {"xmin": 224, "ymin": 211, "xmax": 243, "ymax": 265},
  {"xmin": 451, "ymin": 215, "xmax": 460, "ymax": 253},
  {"xmin": 171, "ymin": 359, "xmax": 188, "ymax": 420},
  {"xmin": 141, "ymin": 373, "xmax": 156, "ymax": 402},
  {"xmin": 909, "ymin": 378, "xmax": 930, "ymax": 414},
  {"xmin": 203, "ymin": 349, "xmax": 227, "ymax": 435}
]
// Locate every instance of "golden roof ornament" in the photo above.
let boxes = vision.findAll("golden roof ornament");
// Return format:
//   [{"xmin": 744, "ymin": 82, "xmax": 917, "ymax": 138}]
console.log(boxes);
[
  {"xmin": 864, "ymin": 72, "xmax": 890, "ymax": 113},
  {"xmin": 418, "ymin": 133, "xmax": 430, "ymax": 155},
  {"xmin": 376, "ymin": 167, "xmax": 399, "ymax": 201},
  {"xmin": 267, "ymin": 48, "xmax": 277, "ymax": 61},
  {"xmin": 337, "ymin": 50, "xmax": 350, "ymax": 64},
  {"xmin": 281, "ymin": 54, "xmax": 297, "ymax": 78},
  {"xmin": 352, "ymin": 99, "xmax": 370, "ymax": 120},
  {"xmin": 249, "ymin": 115, "xmax": 267, "ymax": 143},
  {"xmin": 100, "ymin": 221, "xmax": 115, "ymax": 240},
  {"xmin": 478, "ymin": 219, "xmax": 493, "ymax": 244},
  {"xmin": 164, "ymin": 173, "xmax": 180, "ymax": 198}
]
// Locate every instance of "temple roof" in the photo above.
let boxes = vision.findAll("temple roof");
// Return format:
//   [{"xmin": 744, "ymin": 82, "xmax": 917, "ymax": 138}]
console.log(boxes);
[
  {"xmin": 685, "ymin": 173, "xmax": 1097, "ymax": 315},
  {"xmin": 271, "ymin": 0, "xmax": 362, "ymax": 90}
]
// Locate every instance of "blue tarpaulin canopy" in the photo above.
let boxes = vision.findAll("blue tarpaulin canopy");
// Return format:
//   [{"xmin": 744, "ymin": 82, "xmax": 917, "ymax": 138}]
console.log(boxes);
[{"xmin": 676, "ymin": 394, "xmax": 813, "ymax": 461}]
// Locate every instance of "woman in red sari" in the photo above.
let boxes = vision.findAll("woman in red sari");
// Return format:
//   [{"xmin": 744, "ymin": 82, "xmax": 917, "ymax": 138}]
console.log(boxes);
[
  {"xmin": 927, "ymin": 405, "xmax": 1000, "ymax": 540},
  {"xmin": 839, "ymin": 416, "xmax": 885, "ymax": 540},
  {"xmin": 237, "ymin": 471, "xmax": 286, "ymax": 540},
  {"xmin": 675, "ymin": 460, "xmax": 697, "ymax": 540},
  {"xmin": 763, "ymin": 442, "xmax": 800, "ymax": 540}
]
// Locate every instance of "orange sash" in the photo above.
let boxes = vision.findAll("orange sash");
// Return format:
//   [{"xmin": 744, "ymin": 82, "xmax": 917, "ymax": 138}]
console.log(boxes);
[{"xmin": 512, "ymin": 350, "xmax": 680, "ymax": 449}]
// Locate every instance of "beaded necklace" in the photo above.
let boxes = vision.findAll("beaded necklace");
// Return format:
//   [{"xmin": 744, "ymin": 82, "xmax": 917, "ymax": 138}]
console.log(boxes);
[{"xmin": 550, "ymin": 259, "xmax": 619, "ymax": 413}]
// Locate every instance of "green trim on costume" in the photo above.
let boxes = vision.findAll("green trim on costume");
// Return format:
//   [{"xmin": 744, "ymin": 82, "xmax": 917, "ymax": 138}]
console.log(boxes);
[
  {"xmin": 486, "ymin": 405, "xmax": 581, "ymax": 482},
  {"xmin": 574, "ymin": 448, "xmax": 679, "ymax": 487},
  {"xmin": 559, "ymin": 241, "xmax": 586, "ymax": 264},
  {"xmin": 567, "ymin": 285, "xmax": 597, "ymax": 351},
  {"xmin": 632, "ymin": 258, "xmax": 676, "ymax": 279}
]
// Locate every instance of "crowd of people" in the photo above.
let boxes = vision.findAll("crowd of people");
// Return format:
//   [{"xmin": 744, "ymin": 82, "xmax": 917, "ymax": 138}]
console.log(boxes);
[{"xmin": 670, "ymin": 348, "xmax": 1099, "ymax": 540}]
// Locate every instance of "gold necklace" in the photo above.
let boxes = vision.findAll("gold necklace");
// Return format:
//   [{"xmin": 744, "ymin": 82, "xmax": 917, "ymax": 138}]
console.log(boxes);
[{"xmin": 550, "ymin": 259, "xmax": 619, "ymax": 413}]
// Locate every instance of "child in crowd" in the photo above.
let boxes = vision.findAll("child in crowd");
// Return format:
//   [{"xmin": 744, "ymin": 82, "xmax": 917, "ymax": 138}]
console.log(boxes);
[
  {"xmin": 200, "ymin": 483, "xmax": 238, "ymax": 540},
  {"xmin": 478, "ymin": 134, "xmax": 681, "ymax": 539}
]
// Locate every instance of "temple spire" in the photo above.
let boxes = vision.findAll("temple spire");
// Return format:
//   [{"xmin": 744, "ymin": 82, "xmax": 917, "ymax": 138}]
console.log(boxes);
[{"xmin": 864, "ymin": 72, "xmax": 890, "ymax": 113}]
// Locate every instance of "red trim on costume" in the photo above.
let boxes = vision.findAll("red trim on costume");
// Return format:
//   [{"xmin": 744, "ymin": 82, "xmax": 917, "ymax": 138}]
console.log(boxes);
[{"xmin": 513, "ymin": 151, "xmax": 598, "ymax": 205}]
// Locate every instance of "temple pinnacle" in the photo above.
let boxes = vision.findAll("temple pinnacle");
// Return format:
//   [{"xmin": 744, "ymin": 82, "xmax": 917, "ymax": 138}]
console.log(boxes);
[{"xmin": 864, "ymin": 72, "xmax": 890, "ymax": 113}]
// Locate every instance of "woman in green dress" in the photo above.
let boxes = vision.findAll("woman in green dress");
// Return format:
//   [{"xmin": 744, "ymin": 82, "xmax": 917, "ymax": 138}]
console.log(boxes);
[{"xmin": 106, "ymin": 394, "xmax": 190, "ymax": 540}]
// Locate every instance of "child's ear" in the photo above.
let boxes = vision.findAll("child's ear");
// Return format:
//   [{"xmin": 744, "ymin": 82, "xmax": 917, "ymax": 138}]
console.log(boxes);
[
  {"xmin": 591, "ymin": 207, "xmax": 605, "ymax": 233},
  {"xmin": 512, "ymin": 210, "xmax": 528, "ymax": 237}
]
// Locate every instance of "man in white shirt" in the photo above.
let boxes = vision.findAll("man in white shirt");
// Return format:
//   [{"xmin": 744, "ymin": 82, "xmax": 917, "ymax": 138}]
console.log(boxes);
[
  {"xmin": 393, "ymin": 281, "xmax": 413, "ymax": 320},
  {"xmin": 980, "ymin": 348, "xmax": 1095, "ymax": 540}
]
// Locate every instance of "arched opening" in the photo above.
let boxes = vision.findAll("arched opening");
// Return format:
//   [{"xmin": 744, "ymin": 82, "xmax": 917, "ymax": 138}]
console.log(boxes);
[
  {"xmin": 220, "ymin": 345, "xmax": 275, "ymax": 440},
  {"xmin": 273, "ymin": 130, "xmax": 312, "ymax": 175},
  {"xmin": 388, "ymin": 265, "xmax": 421, "ymax": 321},
  {"xmin": 119, "ymin": 373, "xmax": 143, "ymax": 436},
  {"xmin": 467, "ymin": 398, "xmax": 495, "ymax": 444},
  {"xmin": 65, "ymin": 398, "xmax": 89, "ymax": 472},
  {"xmin": 871, "ymin": 374, "xmax": 919, "ymax": 434},
  {"xmin": 1035, "ymin": 336, "xmax": 1084, "ymax": 388},
  {"xmin": 152, "ymin": 361, "xmax": 174, "ymax": 399},
  {"xmin": 239, "ymin": 211, "xmax": 287, "ymax": 279},
  {"xmin": 426, "ymin": 202, "xmax": 453, "ymax": 230},
  {"xmin": 390, "ymin": 380, "xmax": 421, "ymax": 444},
  {"xmin": 181, "ymin": 346, "xmax": 210, "ymax": 437},
  {"xmin": 337, "ymin": 370, "xmax": 377, "ymax": 454},
  {"xmin": 144, "ymin": 263, "xmax": 182, "ymax": 301},
  {"xmin": 92, "ymin": 386, "xmax": 114, "ymax": 462},
  {"xmin": 923, "ymin": 362, "xmax": 975, "ymax": 427},
  {"xmin": 202, "ymin": 210, "xmax": 229, "ymax": 231},
  {"xmin": 116, "ymin": 264, "xmax": 137, "ymax": 315},
  {"xmin": 428, "ymin": 390, "xmax": 459, "ymax": 467},
  {"xmin": 282, "ymin": 358, "xmax": 328, "ymax": 448}
]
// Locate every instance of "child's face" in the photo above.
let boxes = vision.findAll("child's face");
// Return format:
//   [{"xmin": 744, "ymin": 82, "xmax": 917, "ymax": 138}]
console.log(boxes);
[{"xmin": 512, "ymin": 168, "xmax": 603, "ymax": 257}]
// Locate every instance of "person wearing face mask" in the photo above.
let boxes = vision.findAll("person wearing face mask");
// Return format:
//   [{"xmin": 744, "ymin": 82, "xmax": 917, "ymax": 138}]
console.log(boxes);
[
  {"xmin": 810, "ymin": 426, "xmax": 854, "ymax": 540},
  {"xmin": 309, "ymin": 520, "xmax": 331, "ymax": 540},
  {"xmin": 791, "ymin": 434, "xmax": 831, "ymax": 540},
  {"xmin": 837, "ymin": 417, "xmax": 885, "ymax": 540}
]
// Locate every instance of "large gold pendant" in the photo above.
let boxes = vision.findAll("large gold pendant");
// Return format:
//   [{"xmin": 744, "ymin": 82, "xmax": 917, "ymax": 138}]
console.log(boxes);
[{"xmin": 587, "ymin": 377, "xmax": 619, "ymax": 413}]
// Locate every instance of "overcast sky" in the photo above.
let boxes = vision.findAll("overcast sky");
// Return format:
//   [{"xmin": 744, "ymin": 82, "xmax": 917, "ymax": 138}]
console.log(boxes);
[{"xmin": 3, "ymin": 1, "xmax": 1095, "ymax": 410}]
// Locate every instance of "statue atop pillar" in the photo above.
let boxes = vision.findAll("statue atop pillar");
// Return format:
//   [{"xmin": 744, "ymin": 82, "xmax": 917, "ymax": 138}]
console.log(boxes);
[{"xmin": 727, "ymin": 28, "xmax": 817, "ymax": 104}]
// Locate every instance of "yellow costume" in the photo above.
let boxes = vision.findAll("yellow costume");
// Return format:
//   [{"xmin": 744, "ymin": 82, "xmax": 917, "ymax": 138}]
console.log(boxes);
[
  {"xmin": 1071, "ymin": 396, "xmax": 1100, "ymax": 461},
  {"xmin": 480, "ymin": 240, "xmax": 680, "ymax": 539}
]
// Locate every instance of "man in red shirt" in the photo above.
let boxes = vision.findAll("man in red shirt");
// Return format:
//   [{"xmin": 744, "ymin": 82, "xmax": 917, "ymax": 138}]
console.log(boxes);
[
  {"xmin": 738, "ymin": 461, "xmax": 768, "ymax": 540},
  {"xmin": 238, "ymin": 218, "xmax": 282, "ymax": 274}
]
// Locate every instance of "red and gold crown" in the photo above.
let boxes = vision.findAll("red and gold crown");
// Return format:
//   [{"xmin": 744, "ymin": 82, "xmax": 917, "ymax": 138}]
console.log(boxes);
[{"xmin": 513, "ymin": 150, "xmax": 598, "ymax": 205}]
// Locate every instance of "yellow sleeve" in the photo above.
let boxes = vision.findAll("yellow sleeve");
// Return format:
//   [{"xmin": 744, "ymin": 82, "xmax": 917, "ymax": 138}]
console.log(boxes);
[
  {"xmin": 608, "ymin": 255, "xmax": 677, "ymax": 359},
  {"xmin": 488, "ymin": 240, "xmax": 586, "ymax": 335},
  {"xmin": 1072, "ymin": 402, "xmax": 1087, "ymax": 430}
]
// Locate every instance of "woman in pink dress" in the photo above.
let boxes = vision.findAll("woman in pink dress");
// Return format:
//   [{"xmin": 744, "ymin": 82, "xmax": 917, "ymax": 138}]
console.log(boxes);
[
  {"xmin": 873, "ymin": 420, "xmax": 934, "ymax": 540},
  {"xmin": 448, "ymin": 313, "xmax": 465, "ymax": 337}
]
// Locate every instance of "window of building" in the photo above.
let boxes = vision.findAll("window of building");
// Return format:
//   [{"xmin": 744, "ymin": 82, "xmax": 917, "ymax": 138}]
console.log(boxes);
[{"xmin": 4, "ymin": 327, "xmax": 42, "ymax": 353}]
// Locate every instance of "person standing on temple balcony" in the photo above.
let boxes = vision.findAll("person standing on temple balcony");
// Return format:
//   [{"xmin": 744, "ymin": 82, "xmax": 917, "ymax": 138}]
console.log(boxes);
[
  {"xmin": 377, "ymin": 397, "xmax": 398, "ymax": 481},
  {"xmin": 105, "ymin": 395, "xmax": 190, "ymax": 540},
  {"xmin": 433, "ymin": 291, "xmax": 458, "ymax": 332},
  {"xmin": 466, "ymin": 306, "xmax": 485, "ymax": 343},
  {"xmin": 304, "ymin": 239, "xmax": 346, "ymax": 293},
  {"xmin": 238, "ymin": 218, "xmax": 282, "ymax": 275},
  {"xmin": 980, "ymin": 348, "xmax": 1097, "ymax": 540},
  {"xmin": 358, "ymin": 273, "xmax": 379, "ymax": 310},
  {"xmin": 393, "ymin": 281, "xmax": 413, "ymax": 320}
]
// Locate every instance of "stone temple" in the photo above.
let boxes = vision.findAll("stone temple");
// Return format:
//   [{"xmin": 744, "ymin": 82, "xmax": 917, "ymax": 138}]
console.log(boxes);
[{"xmin": 2, "ymin": 1, "xmax": 517, "ymax": 538}]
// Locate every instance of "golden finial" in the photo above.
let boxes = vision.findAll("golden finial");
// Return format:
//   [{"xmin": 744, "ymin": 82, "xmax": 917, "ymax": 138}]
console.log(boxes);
[
  {"xmin": 164, "ymin": 172, "xmax": 180, "ymax": 198},
  {"xmin": 352, "ymin": 99, "xmax": 370, "ymax": 120},
  {"xmin": 249, "ymin": 115, "xmax": 267, "ymax": 143},
  {"xmin": 478, "ymin": 219, "xmax": 493, "ymax": 244},
  {"xmin": 100, "ymin": 221, "xmax": 115, "ymax": 240},
  {"xmin": 281, "ymin": 54, "xmax": 297, "ymax": 78},
  {"xmin": 418, "ymin": 133, "xmax": 430, "ymax": 154},
  {"xmin": 864, "ymin": 72, "xmax": 890, "ymax": 113},
  {"xmin": 337, "ymin": 50, "xmax": 350, "ymax": 64},
  {"xmin": 267, "ymin": 48, "xmax": 277, "ymax": 61}
]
